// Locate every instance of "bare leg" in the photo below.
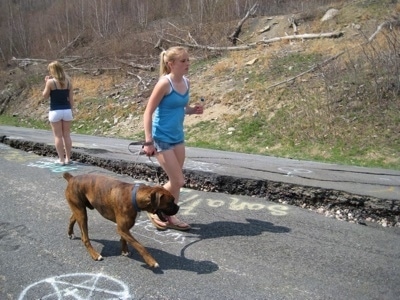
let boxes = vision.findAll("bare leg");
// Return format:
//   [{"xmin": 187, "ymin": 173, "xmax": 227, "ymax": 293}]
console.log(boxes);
[
  {"xmin": 156, "ymin": 143, "xmax": 186, "ymax": 202},
  {"xmin": 155, "ymin": 144, "xmax": 190, "ymax": 230},
  {"xmin": 50, "ymin": 121, "xmax": 65, "ymax": 163},
  {"xmin": 62, "ymin": 120, "xmax": 72, "ymax": 162}
]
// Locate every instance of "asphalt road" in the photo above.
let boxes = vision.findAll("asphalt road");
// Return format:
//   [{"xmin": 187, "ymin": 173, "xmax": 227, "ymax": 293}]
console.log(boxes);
[
  {"xmin": 1, "ymin": 125, "xmax": 399, "ymax": 202},
  {"xmin": 0, "ymin": 128, "xmax": 400, "ymax": 299}
]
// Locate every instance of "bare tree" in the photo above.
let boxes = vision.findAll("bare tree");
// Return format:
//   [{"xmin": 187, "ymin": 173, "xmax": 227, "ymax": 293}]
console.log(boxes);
[
  {"xmin": 0, "ymin": 0, "xmax": 346, "ymax": 62},
  {"xmin": 228, "ymin": 2, "xmax": 259, "ymax": 45}
]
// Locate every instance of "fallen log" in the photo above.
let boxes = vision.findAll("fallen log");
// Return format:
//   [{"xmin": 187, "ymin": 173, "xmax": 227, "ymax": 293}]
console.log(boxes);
[
  {"xmin": 259, "ymin": 31, "xmax": 344, "ymax": 44},
  {"xmin": 159, "ymin": 31, "xmax": 345, "ymax": 51}
]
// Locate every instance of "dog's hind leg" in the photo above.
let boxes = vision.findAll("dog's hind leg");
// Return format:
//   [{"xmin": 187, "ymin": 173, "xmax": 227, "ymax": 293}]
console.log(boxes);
[
  {"xmin": 79, "ymin": 212, "xmax": 103, "ymax": 261},
  {"xmin": 70, "ymin": 205, "xmax": 103, "ymax": 261},
  {"xmin": 68, "ymin": 214, "xmax": 76, "ymax": 239}
]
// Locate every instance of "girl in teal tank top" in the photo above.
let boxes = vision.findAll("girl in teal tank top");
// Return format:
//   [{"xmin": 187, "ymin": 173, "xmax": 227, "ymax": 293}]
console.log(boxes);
[
  {"xmin": 152, "ymin": 74, "xmax": 189, "ymax": 143},
  {"xmin": 143, "ymin": 47, "xmax": 204, "ymax": 231}
]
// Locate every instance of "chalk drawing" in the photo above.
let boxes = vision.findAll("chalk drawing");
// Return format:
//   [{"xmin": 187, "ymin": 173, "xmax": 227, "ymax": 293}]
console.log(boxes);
[
  {"xmin": 179, "ymin": 194, "xmax": 202, "ymax": 216},
  {"xmin": 278, "ymin": 167, "xmax": 313, "ymax": 177},
  {"xmin": 27, "ymin": 160, "xmax": 78, "ymax": 173},
  {"xmin": 0, "ymin": 146, "xmax": 78, "ymax": 173},
  {"xmin": 178, "ymin": 193, "xmax": 288, "ymax": 216},
  {"xmin": 379, "ymin": 177, "xmax": 392, "ymax": 182},
  {"xmin": 1, "ymin": 148, "xmax": 38, "ymax": 163},
  {"xmin": 18, "ymin": 273, "xmax": 132, "ymax": 300},
  {"xmin": 378, "ymin": 177, "xmax": 400, "ymax": 184},
  {"xmin": 132, "ymin": 196, "xmax": 288, "ymax": 245},
  {"xmin": 228, "ymin": 198, "xmax": 266, "ymax": 211},
  {"xmin": 184, "ymin": 160, "xmax": 219, "ymax": 172},
  {"xmin": 268, "ymin": 204, "xmax": 289, "ymax": 216},
  {"xmin": 207, "ymin": 199, "xmax": 225, "ymax": 208},
  {"xmin": 134, "ymin": 219, "xmax": 186, "ymax": 245}
]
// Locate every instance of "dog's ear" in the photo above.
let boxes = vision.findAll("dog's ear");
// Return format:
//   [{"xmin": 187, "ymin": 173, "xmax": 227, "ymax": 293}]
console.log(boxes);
[{"xmin": 150, "ymin": 190, "xmax": 161, "ymax": 210}]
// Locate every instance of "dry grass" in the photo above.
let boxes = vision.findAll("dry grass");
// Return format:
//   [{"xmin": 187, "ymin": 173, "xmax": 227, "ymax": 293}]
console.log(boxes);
[
  {"xmin": 73, "ymin": 75, "xmax": 116, "ymax": 98},
  {"xmin": 1, "ymin": 0, "xmax": 399, "ymax": 169}
]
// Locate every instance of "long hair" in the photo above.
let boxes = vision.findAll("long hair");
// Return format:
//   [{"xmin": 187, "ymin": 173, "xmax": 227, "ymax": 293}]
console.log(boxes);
[
  {"xmin": 159, "ymin": 46, "xmax": 188, "ymax": 77},
  {"xmin": 48, "ymin": 61, "xmax": 67, "ymax": 88}
]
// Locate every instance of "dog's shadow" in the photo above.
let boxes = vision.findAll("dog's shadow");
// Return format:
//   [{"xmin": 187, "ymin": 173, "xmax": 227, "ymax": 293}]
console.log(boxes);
[
  {"xmin": 91, "ymin": 238, "xmax": 218, "ymax": 274},
  {"xmin": 92, "ymin": 218, "xmax": 289, "ymax": 274}
]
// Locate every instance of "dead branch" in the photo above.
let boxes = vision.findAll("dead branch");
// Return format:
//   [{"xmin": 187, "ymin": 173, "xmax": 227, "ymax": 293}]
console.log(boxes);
[
  {"xmin": 258, "ymin": 25, "xmax": 271, "ymax": 34},
  {"xmin": 168, "ymin": 22, "xmax": 199, "ymax": 45},
  {"xmin": 127, "ymin": 71, "xmax": 146, "ymax": 89},
  {"xmin": 58, "ymin": 33, "xmax": 82, "ymax": 55},
  {"xmin": 368, "ymin": 21, "xmax": 389, "ymax": 42},
  {"xmin": 265, "ymin": 51, "xmax": 345, "ymax": 90},
  {"xmin": 367, "ymin": 21, "xmax": 400, "ymax": 42},
  {"xmin": 154, "ymin": 39, "xmax": 164, "ymax": 51},
  {"xmin": 288, "ymin": 16, "xmax": 298, "ymax": 35},
  {"xmin": 113, "ymin": 58, "xmax": 154, "ymax": 72},
  {"xmin": 11, "ymin": 57, "xmax": 47, "ymax": 62},
  {"xmin": 228, "ymin": 2, "xmax": 259, "ymax": 45}
]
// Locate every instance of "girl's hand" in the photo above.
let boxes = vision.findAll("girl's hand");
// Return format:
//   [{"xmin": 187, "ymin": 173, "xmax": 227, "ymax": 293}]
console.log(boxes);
[
  {"xmin": 193, "ymin": 104, "xmax": 204, "ymax": 114},
  {"xmin": 143, "ymin": 144, "xmax": 155, "ymax": 157}
]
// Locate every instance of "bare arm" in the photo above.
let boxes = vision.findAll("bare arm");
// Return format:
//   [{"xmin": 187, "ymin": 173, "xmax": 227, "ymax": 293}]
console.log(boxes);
[
  {"xmin": 42, "ymin": 76, "xmax": 52, "ymax": 98},
  {"xmin": 184, "ymin": 79, "xmax": 204, "ymax": 115},
  {"xmin": 142, "ymin": 77, "xmax": 169, "ymax": 155},
  {"xmin": 185, "ymin": 105, "xmax": 203, "ymax": 115}
]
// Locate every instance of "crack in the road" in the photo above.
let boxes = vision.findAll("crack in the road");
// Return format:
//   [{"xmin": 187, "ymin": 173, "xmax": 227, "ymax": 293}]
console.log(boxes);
[{"xmin": 2, "ymin": 138, "xmax": 399, "ymax": 228}]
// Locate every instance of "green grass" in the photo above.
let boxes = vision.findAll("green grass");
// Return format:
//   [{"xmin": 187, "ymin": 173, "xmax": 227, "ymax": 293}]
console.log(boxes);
[{"xmin": 0, "ymin": 114, "xmax": 48, "ymax": 129}]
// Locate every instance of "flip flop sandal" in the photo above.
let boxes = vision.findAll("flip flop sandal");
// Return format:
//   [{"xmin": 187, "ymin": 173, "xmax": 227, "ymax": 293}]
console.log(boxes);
[
  {"xmin": 166, "ymin": 219, "xmax": 191, "ymax": 231},
  {"xmin": 146, "ymin": 212, "xmax": 167, "ymax": 231}
]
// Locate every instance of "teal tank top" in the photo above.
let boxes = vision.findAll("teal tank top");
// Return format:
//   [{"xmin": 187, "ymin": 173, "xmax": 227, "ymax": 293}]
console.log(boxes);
[{"xmin": 152, "ymin": 75, "xmax": 189, "ymax": 143}]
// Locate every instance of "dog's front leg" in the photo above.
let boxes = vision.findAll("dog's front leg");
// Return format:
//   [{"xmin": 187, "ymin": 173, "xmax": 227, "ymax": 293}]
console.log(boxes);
[
  {"xmin": 120, "ymin": 237, "xmax": 129, "ymax": 256},
  {"xmin": 117, "ymin": 227, "xmax": 159, "ymax": 268}
]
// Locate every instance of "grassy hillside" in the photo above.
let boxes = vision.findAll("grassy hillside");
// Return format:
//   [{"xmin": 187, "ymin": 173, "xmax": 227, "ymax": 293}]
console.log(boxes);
[{"xmin": 0, "ymin": 0, "xmax": 399, "ymax": 170}]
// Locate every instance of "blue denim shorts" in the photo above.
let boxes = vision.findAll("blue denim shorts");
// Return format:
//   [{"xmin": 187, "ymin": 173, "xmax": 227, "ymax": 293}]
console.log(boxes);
[{"xmin": 153, "ymin": 139, "xmax": 184, "ymax": 152}]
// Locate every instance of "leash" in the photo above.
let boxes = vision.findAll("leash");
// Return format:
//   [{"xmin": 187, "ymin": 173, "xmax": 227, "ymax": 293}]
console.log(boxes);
[
  {"xmin": 128, "ymin": 141, "xmax": 148, "ymax": 156},
  {"xmin": 128, "ymin": 141, "xmax": 161, "ymax": 184}
]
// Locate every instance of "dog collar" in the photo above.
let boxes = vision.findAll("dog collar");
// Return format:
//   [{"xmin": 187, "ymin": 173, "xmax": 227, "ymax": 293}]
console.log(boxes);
[{"xmin": 131, "ymin": 184, "xmax": 141, "ymax": 212}]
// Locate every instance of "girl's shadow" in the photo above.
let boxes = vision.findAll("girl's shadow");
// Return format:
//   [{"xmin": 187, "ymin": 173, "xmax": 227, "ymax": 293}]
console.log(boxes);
[{"xmin": 189, "ymin": 218, "xmax": 290, "ymax": 239}]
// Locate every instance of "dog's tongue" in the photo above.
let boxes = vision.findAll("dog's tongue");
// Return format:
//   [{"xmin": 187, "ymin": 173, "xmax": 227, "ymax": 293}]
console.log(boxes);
[{"xmin": 156, "ymin": 210, "xmax": 167, "ymax": 222}]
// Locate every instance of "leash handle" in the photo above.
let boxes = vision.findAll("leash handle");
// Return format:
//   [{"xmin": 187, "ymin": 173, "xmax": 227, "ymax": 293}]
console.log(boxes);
[
  {"xmin": 128, "ymin": 142, "xmax": 160, "ymax": 184},
  {"xmin": 128, "ymin": 141, "xmax": 155, "ymax": 156},
  {"xmin": 128, "ymin": 141, "xmax": 146, "ymax": 155}
]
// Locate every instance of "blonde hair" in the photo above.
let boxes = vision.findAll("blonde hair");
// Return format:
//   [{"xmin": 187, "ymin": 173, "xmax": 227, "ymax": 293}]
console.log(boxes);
[
  {"xmin": 159, "ymin": 46, "xmax": 188, "ymax": 77},
  {"xmin": 48, "ymin": 61, "xmax": 67, "ymax": 88}
]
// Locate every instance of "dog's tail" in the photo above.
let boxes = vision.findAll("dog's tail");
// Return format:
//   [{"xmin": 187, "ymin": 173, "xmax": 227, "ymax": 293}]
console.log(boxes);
[{"xmin": 63, "ymin": 172, "xmax": 73, "ymax": 181}]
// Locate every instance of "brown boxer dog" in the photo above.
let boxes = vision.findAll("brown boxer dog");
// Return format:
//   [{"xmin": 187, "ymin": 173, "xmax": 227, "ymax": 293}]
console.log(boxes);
[{"xmin": 63, "ymin": 172, "xmax": 179, "ymax": 268}]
